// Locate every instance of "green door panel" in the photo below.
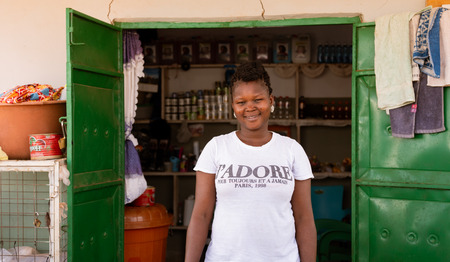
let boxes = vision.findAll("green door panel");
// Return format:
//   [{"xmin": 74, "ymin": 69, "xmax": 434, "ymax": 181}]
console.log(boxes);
[
  {"xmin": 73, "ymin": 185, "xmax": 122, "ymax": 262},
  {"xmin": 354, "ymin": 74, "xmax": 450, "ymax": 178},
  {"xmin": 355, "ymin": 186, "xmax": 450, "ymax": 262},
  {"xmin": 68, "ymin": 11, "xmax": 122, "ymax": 74},
  {"xmin": 354, "ymin": 23, "xmax": 375, "ymax": 71},
  {"xmin": 353, "ymin": 22, "xmax": 450, "ymax": 262},
  {"xmin": 66, "ymin": 8, "xmax": 124, "ymax": 262}
]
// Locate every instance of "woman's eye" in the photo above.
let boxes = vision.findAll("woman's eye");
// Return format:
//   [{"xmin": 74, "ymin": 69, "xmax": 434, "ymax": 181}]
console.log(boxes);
[{"xmin": 237, "ymin": 101, "xmax": 245, "ymax": 105}]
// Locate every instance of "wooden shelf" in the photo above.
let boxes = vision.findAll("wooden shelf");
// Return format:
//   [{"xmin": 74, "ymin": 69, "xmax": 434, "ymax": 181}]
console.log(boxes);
[
  {"xmin": 144, "ymin": 63, "xmax": 351, "ymax": 70},
  {"xmin": 170, "ymin": 225, "xmax": 189, "ymax": 230},
  {"xmin": 144, "ymin": 171, "xmax": 196, "ymax": 176},
  {"xmin": 135, "ymin": 118, "xmax": 351, "ymax": 126},
  {"xmin": 143, "ymin": 171, "xmax": 351, "ymax": 179},
  {"xmin": 298, "ymin": 118, "xmax": 351, "ymax": 127},
  {"xmin": 134, "ymin": 119, "xmax": 237, "ymax": 125},
  {"xmin": 313, "ymin": 172, "xmax": 351, "ymax": 179}
]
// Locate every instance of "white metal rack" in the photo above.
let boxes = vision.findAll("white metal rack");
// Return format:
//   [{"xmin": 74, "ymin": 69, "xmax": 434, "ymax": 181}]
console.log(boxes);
[{"xmin": 0, "ymin": 159, "xmax": 67, "ymax": 262}]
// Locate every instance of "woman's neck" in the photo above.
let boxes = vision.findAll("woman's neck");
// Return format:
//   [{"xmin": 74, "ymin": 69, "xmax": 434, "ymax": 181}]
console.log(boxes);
[{"xmin": 236, "ymin": 129, "xmax": 272, "ymax": 147}]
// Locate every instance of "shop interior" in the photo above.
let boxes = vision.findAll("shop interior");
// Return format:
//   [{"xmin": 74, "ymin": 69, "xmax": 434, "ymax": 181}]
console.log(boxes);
[{"xmin": 131, "ymin": 23, "xmax": 353, "ymax": 261}]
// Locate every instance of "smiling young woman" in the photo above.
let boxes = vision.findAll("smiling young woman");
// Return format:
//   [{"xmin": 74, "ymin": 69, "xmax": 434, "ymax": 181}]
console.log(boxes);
[
  {"xmin": 185, "ymin": 61, "xmax": 316, "ymax": 262},
  {"xmin": 231, "ymin": 66, "xmax": 274, "ymax": 146}
]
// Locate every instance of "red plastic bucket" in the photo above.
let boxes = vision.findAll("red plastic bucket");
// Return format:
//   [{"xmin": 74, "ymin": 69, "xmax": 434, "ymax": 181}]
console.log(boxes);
[{"xmin": 133, "ymin": 186, "xmax": 156, "ymax": 207}]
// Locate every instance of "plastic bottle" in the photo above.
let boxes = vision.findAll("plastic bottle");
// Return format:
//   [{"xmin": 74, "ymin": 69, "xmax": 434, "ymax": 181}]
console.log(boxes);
[
  {"xmin": 284, "ymin": 96, "xmax": 290, "ymax": 119},
  {"xmin": 277, "ymin": 96, "xmax": 284, "ymax": 119},
  {"xmin": 323, "ymin": 43, "xmax": 330, "ymax": 64},
  {"xmin": 317, "ymin": 44, "xmax": 323, "ymax": 63},
  {"xmin": 336, "ymin": 43, "xmax": 343, "ymax": 64},
  {"xmin": 329, "ymin": 43, "xmax": 336, "ymax": 64}
]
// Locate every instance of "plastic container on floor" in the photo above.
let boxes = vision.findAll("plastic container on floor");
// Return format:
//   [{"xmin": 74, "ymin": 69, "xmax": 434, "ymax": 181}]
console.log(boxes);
[{"xmin": 124, "ymin": 203, "xmax": 173, "ymax": 262}]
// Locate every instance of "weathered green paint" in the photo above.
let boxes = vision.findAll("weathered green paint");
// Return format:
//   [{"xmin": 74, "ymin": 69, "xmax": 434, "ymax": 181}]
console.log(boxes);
[
  {"xmin": 115, "ymin": 16, "xmax": 361, "ymax": 29},
  {"xmin": 352, "ymin": 23, "xmax": 450, "ymax": 262},
  {"xmin": 66, "ymin": 8, "xmax": 124, "ymax": 262}
]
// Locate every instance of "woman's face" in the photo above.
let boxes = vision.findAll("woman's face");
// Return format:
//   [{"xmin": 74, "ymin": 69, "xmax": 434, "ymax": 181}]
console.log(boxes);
[{"xmin": 232, "ymin": 80, "xmax": 273, "ymax": 132}]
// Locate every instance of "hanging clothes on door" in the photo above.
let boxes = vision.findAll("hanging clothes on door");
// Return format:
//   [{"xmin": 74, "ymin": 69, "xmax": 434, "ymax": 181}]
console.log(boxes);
[
  {"xmin": 428, "ymin": 10, "xmax": 450, "ymax": 86},
  {"xmin": 374, "ymin": 11, "xmax": 420, "ymax": 110},
  {"xmin": 123, "ymin": 30, "xmax": 147, "ymax": 204},
  {"xmin": 412, "ymin": 7, "xmax": 448, "ymax": 78},
  {"xmin": 389, "ymin": 72, "xmax": 445, "ymax": 138}
]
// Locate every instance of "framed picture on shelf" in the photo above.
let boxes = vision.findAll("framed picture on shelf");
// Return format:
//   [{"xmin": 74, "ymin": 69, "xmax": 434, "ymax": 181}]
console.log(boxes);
[
  {"xmin": 161, "ymin": 43, "xmax": 175, "ymax": 64},
  {"xmin": 180, "ymin": 44, "xmax": 193, "ymax": 63},
  {"xmin": 198, "ymin": 42, "xmax": 212, "ymax": 63},
  {"xmin": 236, "ymin": 42, "xmax": 250, "ymax": 63},
  {"xmin": 255, "ymin": 41, "xmax": 270, "ymax": 62},
  {"xmin": 273, "ymin": 41, "xmax": 291, "ymax": 63},
  {"xmin": 144, "ymin": 45, "xmax": 157, "ymax": 64},
  {"xmin": 217, "ymin": 43, "xmax": 232, "ymax": 63},
  {"xmin": 292, "ymin": 34, "xmax": 311, "ymax": 63}
]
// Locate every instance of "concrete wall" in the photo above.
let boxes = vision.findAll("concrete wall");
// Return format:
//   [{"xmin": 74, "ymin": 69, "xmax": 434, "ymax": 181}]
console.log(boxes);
[{"xmin": 0, "ymin": 0, "xmax": 426, "ymax": 93}]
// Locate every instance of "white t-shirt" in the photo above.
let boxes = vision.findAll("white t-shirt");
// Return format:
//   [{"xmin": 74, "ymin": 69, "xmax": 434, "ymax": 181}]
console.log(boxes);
[{"xmin": 194, "ymin": 131, "xmax": 313, "ymax": 262}]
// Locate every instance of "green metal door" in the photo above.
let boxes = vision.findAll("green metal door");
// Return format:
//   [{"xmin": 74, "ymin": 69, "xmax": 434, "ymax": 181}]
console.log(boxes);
[
  {"xmin": 352, "ymin": 23, "xmax": 450, "ymax": 261},
  {"xmin": 66, "ymin": 8, "xmax": 124, "ymax": 262}
]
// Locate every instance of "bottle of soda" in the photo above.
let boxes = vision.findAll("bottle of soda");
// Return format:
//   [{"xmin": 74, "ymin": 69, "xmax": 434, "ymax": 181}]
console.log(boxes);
[
  {"xmin": 323, "ymin": 43, "xmax": 330, "ymax": 63},
  {"xmin": 329, "ymin": 43, "xmax": 336, "ymax": 64},
  {"xmin": 336, "ymin": 43, "xmax": 343, "ymax": 64},
  {"xmin": 317, "ymin": 44, "xmax": 323, "ymax": 63}
]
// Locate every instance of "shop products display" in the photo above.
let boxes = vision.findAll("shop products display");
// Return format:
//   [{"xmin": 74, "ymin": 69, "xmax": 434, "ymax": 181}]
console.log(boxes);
[
  {"xmin": 165, "ymin": 81, "xmax": 230, "ymax": 121},
  {"xmin": 142, "ymin": 35, "xmax": 352, "ymax": 66}
]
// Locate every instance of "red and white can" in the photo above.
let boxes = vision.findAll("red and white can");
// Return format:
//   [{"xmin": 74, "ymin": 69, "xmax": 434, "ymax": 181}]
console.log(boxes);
[
  {"xmin": 132, "ymin": 186, "xmax": 156, "ymax": 207},
  {"xmin": 29, "ymin": 133, "xmax": 63, "ymax": 160}
]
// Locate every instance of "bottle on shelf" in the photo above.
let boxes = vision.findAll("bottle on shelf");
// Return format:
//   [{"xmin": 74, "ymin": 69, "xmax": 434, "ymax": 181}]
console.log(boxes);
[
  {"xmin": 336, "ymin": 43, "xmax": 343, "ymax": 64},
  {"xmin": 329, "ymin": 43, "xmax": 336, "ymax": 64},
  {"xmin": 284, "ymin": 96, "xmax": 290, "ymax": 119},
  {"xmin": 178, "ymin": 93, "xmax": 186, "ymax": 120},
  {"xmin": 323, "ymin": 43, "xmax": 330, "ymax": 64},
  {"xmin": 299, "ymin": 96, "xmax": 306, "ymax": 119},
  {"xmin": 197, "ymin": 90, "xmax": 205, "ymax": 120},
  {"xmin": 336, "ymin": 101, "xmax": 343, "ymax": 119},
  {"xmin": 329, "ymin": 101, "xmax": 336, "ymax": 119},
  {"xmin": 323, "ymin": 101, "xmax": 329, "ymax": 119},
  {"xmin": 344, "ymin": 101, "xmax": 350, "ymax": 119},
  {"xmin": 205, "ymin": 90, "xmax": 212, "ymax": 120},
  {"xmin": 317, "ymin": 43, "xmax": 324, "ymax": 64},
  {"xmin": 190, "ymin": 90, "xmax": 198, "ymax": 120},
  {"xmin": 277, "ymin": 96, "xmax": 284, "ymax": 119},
  {"xmin": 223, "ymin": 81, "xmax": 230, "ymax": 119},
  {"xmin": 215, "ymin": 82, "xmax": 224, "ymax": 120}
]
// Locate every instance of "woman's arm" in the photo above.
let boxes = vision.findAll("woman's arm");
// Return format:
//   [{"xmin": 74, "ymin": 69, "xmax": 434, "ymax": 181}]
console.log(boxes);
[
  {"xmin": 291, "ymin": 179, "xmax": 317, "ymax": 262},
  {"xmin": 185, "ymin": 171, "xmax": 216, "ymax": 262}
]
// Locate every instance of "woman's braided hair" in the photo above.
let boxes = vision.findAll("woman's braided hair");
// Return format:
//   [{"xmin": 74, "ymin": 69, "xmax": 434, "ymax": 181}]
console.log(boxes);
[{"xmin": 230, "ymin": 61, "xmax": 272, "ymax": 96}]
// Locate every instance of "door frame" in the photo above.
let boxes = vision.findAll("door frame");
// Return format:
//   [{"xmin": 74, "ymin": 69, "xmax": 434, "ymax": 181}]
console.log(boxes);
[{"xmin": 115, "ymin": 15, "xmax": 361, "ymax": 261}]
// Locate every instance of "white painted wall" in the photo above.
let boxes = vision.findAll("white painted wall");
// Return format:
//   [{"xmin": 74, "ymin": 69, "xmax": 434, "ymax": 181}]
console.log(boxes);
[{"xmin": 0, "ymin": 0, "xmax": 426, "ymax": 93}]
